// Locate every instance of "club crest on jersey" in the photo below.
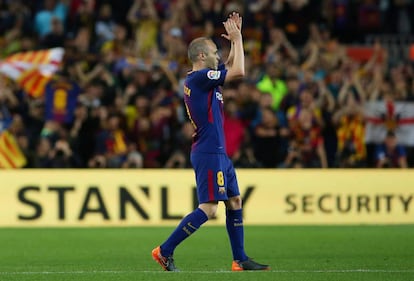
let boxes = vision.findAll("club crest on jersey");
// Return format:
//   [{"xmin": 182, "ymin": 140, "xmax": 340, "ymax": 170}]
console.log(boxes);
[
  {"xmin": 207, "ymin": 70, "xmax": 220, "ymax": 80},
  {"xmin": 218, "ymin": 187, "xmax": 226, "ymax": 194}
]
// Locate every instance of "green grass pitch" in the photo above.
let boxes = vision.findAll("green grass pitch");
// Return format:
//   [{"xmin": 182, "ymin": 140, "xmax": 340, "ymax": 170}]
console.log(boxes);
[{"xmin": 0, "ymin": 225, "xmax": 413, "ymax": 281}]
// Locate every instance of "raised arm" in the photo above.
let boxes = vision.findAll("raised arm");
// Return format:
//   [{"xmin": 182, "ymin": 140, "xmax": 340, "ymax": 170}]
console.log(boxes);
[
  {"xmin": 222, "ymin": 12, "xmax": 244, "ymax": 81},
  {"xmin": 223, "ymin": 12, "xmax": 242, "ymax": 67}
]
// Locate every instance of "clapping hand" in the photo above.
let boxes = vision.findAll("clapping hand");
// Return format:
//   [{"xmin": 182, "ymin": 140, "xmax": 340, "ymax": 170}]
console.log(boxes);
[{"xmin": 221, "ymin": 12, "xmax": 242, "ymax": 42}]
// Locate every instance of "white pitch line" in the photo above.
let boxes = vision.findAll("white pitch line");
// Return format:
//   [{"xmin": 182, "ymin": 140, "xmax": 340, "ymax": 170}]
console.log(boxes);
[{"xmin": 0, "ymin": 269, "xmax": 414, "ymax": 275}]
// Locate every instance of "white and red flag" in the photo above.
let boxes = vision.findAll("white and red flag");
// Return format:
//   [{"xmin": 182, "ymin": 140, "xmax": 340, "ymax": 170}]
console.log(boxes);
[
  {"xmin": 364, "ymin": 101, "xmax": 414, "ymax": 146},
  {"xmin": 0, "ymin": 48, "xmax": 64, "ymax": 98}
]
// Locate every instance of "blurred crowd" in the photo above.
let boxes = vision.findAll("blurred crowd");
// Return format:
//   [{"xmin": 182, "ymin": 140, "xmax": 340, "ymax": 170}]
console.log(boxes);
[{"xmin": 0, "ymin": 0, "xmax": 413, "ymax": 169}]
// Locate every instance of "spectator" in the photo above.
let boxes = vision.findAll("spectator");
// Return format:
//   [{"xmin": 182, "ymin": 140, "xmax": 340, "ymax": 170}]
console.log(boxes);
[
  {"xmin": 100, "ymin": 22, "xmax": 132, "ymax": 58},
  {"xmin": 95, "ymin": 112, "xmax": 129, "ymax": 168},
  {"xmin": 279, "ymin": 75, "xmax": 301, "ymax": 114},
  {"xmin": 376, "ymin": 131, "xmax": 408, "ymax": 168},
  {"xmin": 273, "ymin": 0, "xmax": 314, "ymax": 46},
  {"xmin": 127, "ymin": 0, "xmax": 159, "ymax": 58},
  {"xmin": 34, "ymin": 0, "xmax": 68, "ymax": 38},
  {"xmin": 264, "ymin": 27, "xmax": 299, "ymax": 63},
  {"xmin": 252, "ymin": 106, "xmax": 288, "ymax": 168},
  {"xmin": 69, "ymin": 0, "xmax": 95, "ymax": 37},
  {"xmin": 224, "ymin": 98, "xmax": 246, "ymax": 161},
  {"xmin": 122, "ymin": 143, "xmax": 144, "ymax": 168},
  {"xmin": 48, "ymin": 138, "xmax": 80, "ymax": 168},
  {"xmin": 1, "ymin": 1, "xmax": 31, "ymax": 50},
  {"xmin": 95, "ymin": 3, "xmax": 116, "ymax": 50},
  {"xmin": 284, "ymin": 108, "xmax": 327, "ymax": 168},
  {"xmin": 256, "ymin": 63, "xmax": 288, "ymax": 111},
  {"xmin": 33, "ymin": 137, "xmax": 53, "ymax": 168},
  {"xmin": 41, "ymin": 16, "xmax": 65, "ymax": 48},
  {"xmin": 316, "ymin": 79, "xmax": 337, "ymax": 167},
  {"xmin": 287, "ymin": 87, "xmax": 323, "ymax": 132},
  {"xmin": 333, "ymin": 73, "xmax": 367, "ymax": 167},
  {"xmin": 69, "ymin": 102, "xmax": 100, "ymax": 167}
]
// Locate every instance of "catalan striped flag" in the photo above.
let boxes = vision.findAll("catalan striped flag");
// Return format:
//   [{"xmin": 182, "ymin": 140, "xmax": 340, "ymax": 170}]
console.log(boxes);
[
  {"xmin": 0, "ymin": 48, "xmax": 64, "ymax": 98},
  {"xmin": 0, "ymin": 130, "xmax": 27, "ymax": 169}
]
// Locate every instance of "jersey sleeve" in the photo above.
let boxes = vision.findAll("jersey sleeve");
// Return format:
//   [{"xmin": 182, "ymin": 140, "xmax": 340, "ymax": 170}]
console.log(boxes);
[
  {"xmin": 218, "ymin": 64, "xmax": 226, "ymax": 71},
  {"xmin": 194, "ymin": 67, "xmax": 227, "ymax": 90}
]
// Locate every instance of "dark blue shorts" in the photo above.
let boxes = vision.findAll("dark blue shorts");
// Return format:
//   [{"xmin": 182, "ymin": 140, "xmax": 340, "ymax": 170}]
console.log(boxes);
[{"xmin": 190, "ymin": 152, "xmax": 240, "ymax": 204}]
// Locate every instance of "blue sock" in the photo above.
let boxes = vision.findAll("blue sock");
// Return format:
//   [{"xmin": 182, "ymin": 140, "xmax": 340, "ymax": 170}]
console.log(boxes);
[
  {"xmin": 160, "ymin": 208, "xmax": 208, "ymax": 257},
  {"xmin": 226, "ymin": 209, "xmax": 248, "ymax": 261}
]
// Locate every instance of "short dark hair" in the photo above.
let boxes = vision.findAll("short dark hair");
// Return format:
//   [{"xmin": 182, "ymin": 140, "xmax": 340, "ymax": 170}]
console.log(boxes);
[
  {"xmin": 187, "ymin": 37, "xmax": 211, "ymax": 63},
  {"xmin": 386, "ymin": 130, "xmax": 396, "ymax": 137}
]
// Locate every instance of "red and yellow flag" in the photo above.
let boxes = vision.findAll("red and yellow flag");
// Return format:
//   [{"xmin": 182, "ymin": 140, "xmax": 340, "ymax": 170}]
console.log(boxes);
[
  {"xmin": 0, "ymin": 48, "xmax": 64, "ymax": 98},
  {"xmin": 0, "ymin": 131, "xmax": 27, "ymax": 168}
]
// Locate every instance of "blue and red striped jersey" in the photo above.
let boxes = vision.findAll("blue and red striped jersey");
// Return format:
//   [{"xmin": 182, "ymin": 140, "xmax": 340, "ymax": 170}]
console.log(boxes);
[{"xmin": 183, "ymin": 65, "xmax": 227, "ymax": 154}]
